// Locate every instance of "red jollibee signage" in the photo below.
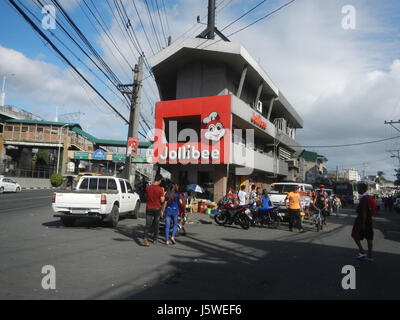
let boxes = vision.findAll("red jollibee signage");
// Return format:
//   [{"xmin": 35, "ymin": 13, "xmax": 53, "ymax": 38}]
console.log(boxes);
[
  {"xmin": 154, "ymin": 95, "xmax": 231, "ymax": 164},
  {"xmin": 251, "ymin": 112, "xmax": 267, "ymax": 130}
]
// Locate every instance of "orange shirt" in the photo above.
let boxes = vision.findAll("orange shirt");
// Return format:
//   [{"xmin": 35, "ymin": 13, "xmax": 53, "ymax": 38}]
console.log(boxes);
[{"xmin": 287, "ymin": 192, "xmax": 301, "ymax": 210}]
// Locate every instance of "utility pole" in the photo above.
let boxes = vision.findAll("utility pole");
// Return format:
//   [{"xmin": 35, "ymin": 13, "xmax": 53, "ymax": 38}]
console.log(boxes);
[{"xmin": 119, "ymin": 56, "xmax": 143, "ymax": 187}]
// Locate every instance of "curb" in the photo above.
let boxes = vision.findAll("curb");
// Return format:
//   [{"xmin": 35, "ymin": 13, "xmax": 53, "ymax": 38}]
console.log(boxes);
[{"xmin": 21, "ymin": 187, "xmax": 58, "ymax": 190}]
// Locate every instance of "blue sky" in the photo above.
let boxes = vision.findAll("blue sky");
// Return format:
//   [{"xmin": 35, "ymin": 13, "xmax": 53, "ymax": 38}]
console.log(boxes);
[{"xmin": 1, "ymin": 0, "xmax": 400, "ymax": 179}]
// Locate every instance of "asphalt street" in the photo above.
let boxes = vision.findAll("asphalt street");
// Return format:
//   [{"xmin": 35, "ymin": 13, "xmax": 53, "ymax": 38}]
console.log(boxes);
[{"xmin": 0, "ymin": 190, "xmax": 399, "ymax": 300}]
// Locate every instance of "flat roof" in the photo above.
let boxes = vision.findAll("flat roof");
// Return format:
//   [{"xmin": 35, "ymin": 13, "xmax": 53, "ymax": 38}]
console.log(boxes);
[{"xmin": 150, "ymin": 37, "xmax": 303, "ymax": 128}]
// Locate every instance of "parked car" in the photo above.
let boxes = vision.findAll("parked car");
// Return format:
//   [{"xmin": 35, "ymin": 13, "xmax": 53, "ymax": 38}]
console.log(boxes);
[
  {"xmin": 0, "ymin": 176, "xmax": 22, "ymax": 194},
  {"xmin": 52, "ymin": 176, "xmax": 140, "ymax": 227}
]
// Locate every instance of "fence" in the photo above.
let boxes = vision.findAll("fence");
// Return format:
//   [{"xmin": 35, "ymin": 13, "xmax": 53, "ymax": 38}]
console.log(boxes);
[{"xmin": 0, "ymin": 165, "xmax": 56, "ymax": 179}]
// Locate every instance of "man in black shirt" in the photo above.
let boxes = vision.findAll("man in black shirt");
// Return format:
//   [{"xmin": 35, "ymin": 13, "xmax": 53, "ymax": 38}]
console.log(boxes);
[{"xmin": 314, "ymin": 185, "xmax": 328, "ymax": 226}]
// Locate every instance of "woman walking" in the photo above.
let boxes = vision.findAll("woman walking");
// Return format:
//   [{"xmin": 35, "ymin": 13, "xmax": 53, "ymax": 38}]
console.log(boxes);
[{"xmin": 162, "ymin": 184, "xmax": 183, "ymax": 246}]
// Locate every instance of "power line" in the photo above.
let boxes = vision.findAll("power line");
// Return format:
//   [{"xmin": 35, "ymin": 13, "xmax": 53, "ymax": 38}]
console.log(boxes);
[
  {"xmin": 227, "ymin": 0, "xmax": 296, "ymax": 38},
  {"xmin": 296, "ymin": 135, "xmax": 400, "ymax": 149},
  {"xmin": 8, "ymin": 0, "xmax": 129, "ymax": 124},
  {"xmin": 220, "ymin": 0, "xmax": 268, "ymax": 32}
]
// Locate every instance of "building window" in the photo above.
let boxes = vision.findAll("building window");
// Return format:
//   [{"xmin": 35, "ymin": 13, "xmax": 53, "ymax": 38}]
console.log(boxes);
[
  {"xmin": 37, "ymin": 127, "xmax": 44, "ymax": 133},
  {"xmin": 22, "ymin": 126, "xmax": 28, "ymax": 133},
  {"xmin": 5, "ymin": 126, "xmax": 13, "ymax": 131},
  {"xmin": 29, "ymin": 126, "xmax": 35, "ymax": 133},
  {"xmin": 14, "ymin": 126, "xmax": 20, "ymax": 132}
]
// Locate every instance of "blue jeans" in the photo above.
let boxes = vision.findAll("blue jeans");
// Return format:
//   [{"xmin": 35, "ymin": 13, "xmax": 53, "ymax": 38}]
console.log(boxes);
[{"xmin": 165, "ymin": 211, "xmax": 178, "ymax": 242}]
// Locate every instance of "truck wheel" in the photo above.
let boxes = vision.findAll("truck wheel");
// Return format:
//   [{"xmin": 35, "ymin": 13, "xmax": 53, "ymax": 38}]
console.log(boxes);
[
  {"xmin": 105, "ymin": 205, "xmax": 120, "ymax": 228},
  {"xmin": 61, "ymin": 217, "xmax": 76, "ymax": 227},
  {"xmin": 0, "ymin": 187, "xmax": 3, "ymax": 194},
  {"xmin": 132, "ymin": 201, "xmax": 140, "ymax": 219}
]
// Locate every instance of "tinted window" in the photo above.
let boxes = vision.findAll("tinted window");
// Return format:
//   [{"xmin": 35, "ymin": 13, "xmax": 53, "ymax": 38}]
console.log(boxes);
[
  {"xmin": 98, "ymin": 178, "xmax": 107, "ymax": 190},
  {"xmin": 126, "ymin": 182, "xmax": 134, "ymax": 193},
  {"xmin": 119, "ymin": 179, "xmax": 127, "ymax": 193},
  {"xmin": 80, "ymin": 178, "xmax": 88, "ymax": 190},
  {"xmin": 270, "ymin": 184, "xmax": 297, "ymax": 194},
  {"xmin": 108, "ymin": 179, "xmax": 117, "ymax": 191},
  {"xmin": 89, "ymin": 178, "xmax": 98, "ymax": 190},
  {"xmin": 304, "ymin": 185, "xmax": 313, "ymax": 192}
]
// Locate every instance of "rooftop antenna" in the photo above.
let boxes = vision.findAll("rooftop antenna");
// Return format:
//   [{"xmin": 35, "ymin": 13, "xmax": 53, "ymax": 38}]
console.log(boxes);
[{"xmin": 197, "ymin": 0, "xmax": 230, "ymax": 42}]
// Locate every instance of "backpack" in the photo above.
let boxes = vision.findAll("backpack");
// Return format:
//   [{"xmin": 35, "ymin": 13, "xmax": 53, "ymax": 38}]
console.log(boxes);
[{"xmin": 366, "ymin": 195, "xmax": 378, "ymax": 216}]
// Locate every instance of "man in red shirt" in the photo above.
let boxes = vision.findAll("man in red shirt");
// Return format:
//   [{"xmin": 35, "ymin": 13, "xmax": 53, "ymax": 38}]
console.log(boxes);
[{"xmin": 144, "ymin": 174, "xmax": 165, "ymax": 246}]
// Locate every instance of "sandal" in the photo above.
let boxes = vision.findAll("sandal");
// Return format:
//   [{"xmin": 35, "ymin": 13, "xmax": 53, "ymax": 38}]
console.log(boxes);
[
  {"xmin": 165, "ymin": 241, "xmax": 170, "ymax": 246},
  {"xmin": 171, "ymin": 238, "xmax": 176, "ymax": 244}
]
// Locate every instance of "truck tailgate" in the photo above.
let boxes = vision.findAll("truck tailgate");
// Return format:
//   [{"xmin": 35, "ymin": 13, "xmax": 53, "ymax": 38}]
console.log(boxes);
[{"xmin": 54, "ymin": 192, "xmax": 102, "ymax": 211}]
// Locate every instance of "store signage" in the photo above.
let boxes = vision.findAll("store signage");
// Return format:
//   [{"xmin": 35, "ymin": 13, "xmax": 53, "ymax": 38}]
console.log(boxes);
[
  {"xmin": 74, "ymin": 151, "xmax": 89, "ymax": 160},
  {"xmin": 159, "ymin": 145, "xmax": 220, "ymax": 161},
  {"xmin": 92, "ymin": 149, "xmax": 106, "ymax": 160},
  {"xmin": 251, "ymin": 112, "xmax": 267, "ymax": 130},
  {"xmin": 154, "ymin": 95, "xmax": 231, "ymax": 164},
  {"xmin": 112, "ymin": 153, "xmax": 126, "ymax": 163},
  {"xmin": 127, "ymin": 137, "xmax": 139, "ymax": 157}
]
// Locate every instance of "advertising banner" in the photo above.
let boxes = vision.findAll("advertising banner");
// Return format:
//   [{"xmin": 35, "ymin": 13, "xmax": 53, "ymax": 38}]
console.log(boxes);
[{"xmin": 127, "ymin": 137, "xmax": 139, "ymax": 157}]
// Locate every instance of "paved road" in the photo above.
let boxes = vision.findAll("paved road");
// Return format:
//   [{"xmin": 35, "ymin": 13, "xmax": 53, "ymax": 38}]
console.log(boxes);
[{"xmin": 0, "ymin": 191, "xmax": 399, "ymax": 300}]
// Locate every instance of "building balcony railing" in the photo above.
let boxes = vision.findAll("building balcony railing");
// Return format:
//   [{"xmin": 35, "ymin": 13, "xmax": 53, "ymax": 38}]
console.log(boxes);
[{"xmin": 231, "ymin": 142, "xmax": 288, "ymax": 176}]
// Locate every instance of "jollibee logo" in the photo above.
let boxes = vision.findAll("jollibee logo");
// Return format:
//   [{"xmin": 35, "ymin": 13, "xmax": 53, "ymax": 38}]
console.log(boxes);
[{"xmin": 202, "ymin": 111, "xmax": 226, "ymax": 142}]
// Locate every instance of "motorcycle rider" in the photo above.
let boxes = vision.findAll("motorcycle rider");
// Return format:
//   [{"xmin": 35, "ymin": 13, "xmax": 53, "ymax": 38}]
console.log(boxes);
[{"xmin": 314, "ymin": 184, "xmax": 328, "ymax": 226}]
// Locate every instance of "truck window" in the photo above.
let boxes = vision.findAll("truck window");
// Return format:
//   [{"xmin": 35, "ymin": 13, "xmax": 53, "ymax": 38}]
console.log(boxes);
[
  {"xmin": 119, "ymin": 179, "xmax": 127, "ymax": 193},
  {"xmin": 98, "ymin": 178, "xmax": 107, "ymax": 191},
  {"xmin": 79, "ymin": 178, "xmax": 88, "ymax": 190},
  {"xmin": 89, "ymin": 178, "xmax": 98, "ymax": 190},
  {"xmin": 108, "ymin": 179, "xmax": 117, "ymax": 191},
  {"xmin": 126, "ymin": 181, "xmax": 134, "ymax": 193},
  {"xmin": 270, "ymin": 184, "xmax": 296, "ymax": 194}
]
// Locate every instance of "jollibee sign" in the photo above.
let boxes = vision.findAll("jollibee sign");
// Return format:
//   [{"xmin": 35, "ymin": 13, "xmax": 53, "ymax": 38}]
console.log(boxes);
[{"xmin": 154, "ymin": 95, "xmax": 231, "ymax": 164}]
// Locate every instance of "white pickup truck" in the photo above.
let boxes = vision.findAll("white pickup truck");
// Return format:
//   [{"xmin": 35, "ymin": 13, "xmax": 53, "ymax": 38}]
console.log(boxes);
[{"xmin": 52, "ymin": 176, "xmax": 140, "ymax": 228}]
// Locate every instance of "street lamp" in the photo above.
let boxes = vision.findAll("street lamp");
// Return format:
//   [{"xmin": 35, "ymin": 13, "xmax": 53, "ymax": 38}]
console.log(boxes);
[
  {"xmin": 1, "ymin": 73, "xmax": 15, "ymax": 107},
  {"xmin": 56, "ymin": 124, "xmax": 69, "ymax": 174}
]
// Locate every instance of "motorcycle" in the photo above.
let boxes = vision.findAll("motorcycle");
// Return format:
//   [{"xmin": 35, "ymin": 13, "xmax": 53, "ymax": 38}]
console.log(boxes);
[
  {"xmin": 214, "ymin": 197, "xmax": 251, "ymax": 230},
  {"xmin": 249, "ymin": 206, "xmax": 281, "ymax": 228}
]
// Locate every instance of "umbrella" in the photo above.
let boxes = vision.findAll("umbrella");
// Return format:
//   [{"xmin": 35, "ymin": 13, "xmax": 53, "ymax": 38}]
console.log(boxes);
[{"xmin": 186, "ymin": 184, "xmax": 205, "ymax": 193}]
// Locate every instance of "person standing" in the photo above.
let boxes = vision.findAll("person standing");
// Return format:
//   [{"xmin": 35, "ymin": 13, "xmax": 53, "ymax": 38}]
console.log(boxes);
[
  {"xmin": 285, "ymin": 185, "xmax": 304, "ymax": 233},
  {"xmin": 162, "ymin": 184, "xmax": 182, "ymax": 246},
  {"xmin": 143, "ymin": 175, "xmax": 165, "ymax": 247},
  {"xmin": 333, "ymin": 194, "xmax": 342, "ymax": 216},
  {"xmin": 249, "ymin": 184, "xmax": 258, "ymax": 210},
  {"xmin": 351, "ymin": 183, "xmax": 376, "ymax": 261},
  {"xmin": 237, "ymin": 185, "xmax": 248, "ymax": 206}
]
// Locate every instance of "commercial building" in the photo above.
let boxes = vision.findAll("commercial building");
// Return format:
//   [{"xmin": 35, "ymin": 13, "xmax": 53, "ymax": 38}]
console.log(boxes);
[
  {"xmin": 150, "ymin": 38, "xmax": 304, "ymax": 201},
  {"xmin": 0, "ymin": 118, "xmax": 152, "ymax": 185},
  {"xmin": 343, "ymin": 168, "xmax": 361, "ymax": 182}
]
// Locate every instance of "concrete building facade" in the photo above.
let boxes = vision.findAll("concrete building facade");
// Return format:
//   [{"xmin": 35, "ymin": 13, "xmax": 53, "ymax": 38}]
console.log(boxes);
[{"xmin": 150, "ymin": 38, "xmax": 304, "ymax": 201}]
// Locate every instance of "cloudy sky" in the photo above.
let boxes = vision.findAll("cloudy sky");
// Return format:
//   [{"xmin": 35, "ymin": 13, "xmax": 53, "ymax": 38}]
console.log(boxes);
[{"xmin": 0, "ymin": 0, "xmax": 400, "ymax": 179}]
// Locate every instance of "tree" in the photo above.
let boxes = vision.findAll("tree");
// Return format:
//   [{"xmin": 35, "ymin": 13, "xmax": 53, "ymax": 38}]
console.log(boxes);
[
  {"xmin": 394, "ymin": 169, "xmax": 400, "ymax": 188},
  {"xmin": 375, "ymin": 171, "xmax": 385, "ymax": 184}
]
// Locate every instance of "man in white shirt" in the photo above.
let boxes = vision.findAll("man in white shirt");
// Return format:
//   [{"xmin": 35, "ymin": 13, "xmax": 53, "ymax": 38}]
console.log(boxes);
[{"xmin": 237, "ymin": 185, "xmax": 248, "ymax": 206}]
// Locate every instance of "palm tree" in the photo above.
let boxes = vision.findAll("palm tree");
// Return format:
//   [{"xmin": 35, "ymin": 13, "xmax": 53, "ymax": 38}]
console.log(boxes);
[{"xmin": 376, "ymin": 171, "xmax": 385, "ymax": 185}]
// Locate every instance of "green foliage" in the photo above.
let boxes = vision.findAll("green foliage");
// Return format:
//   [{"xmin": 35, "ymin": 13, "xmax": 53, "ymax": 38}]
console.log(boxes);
[
  {"xmin": 50, "ymin": 173, "xmax": 63, "ymax": 187},
  {"xmin": 36, "ymin": 149, "xmax": 49, "ymax": 165}
]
